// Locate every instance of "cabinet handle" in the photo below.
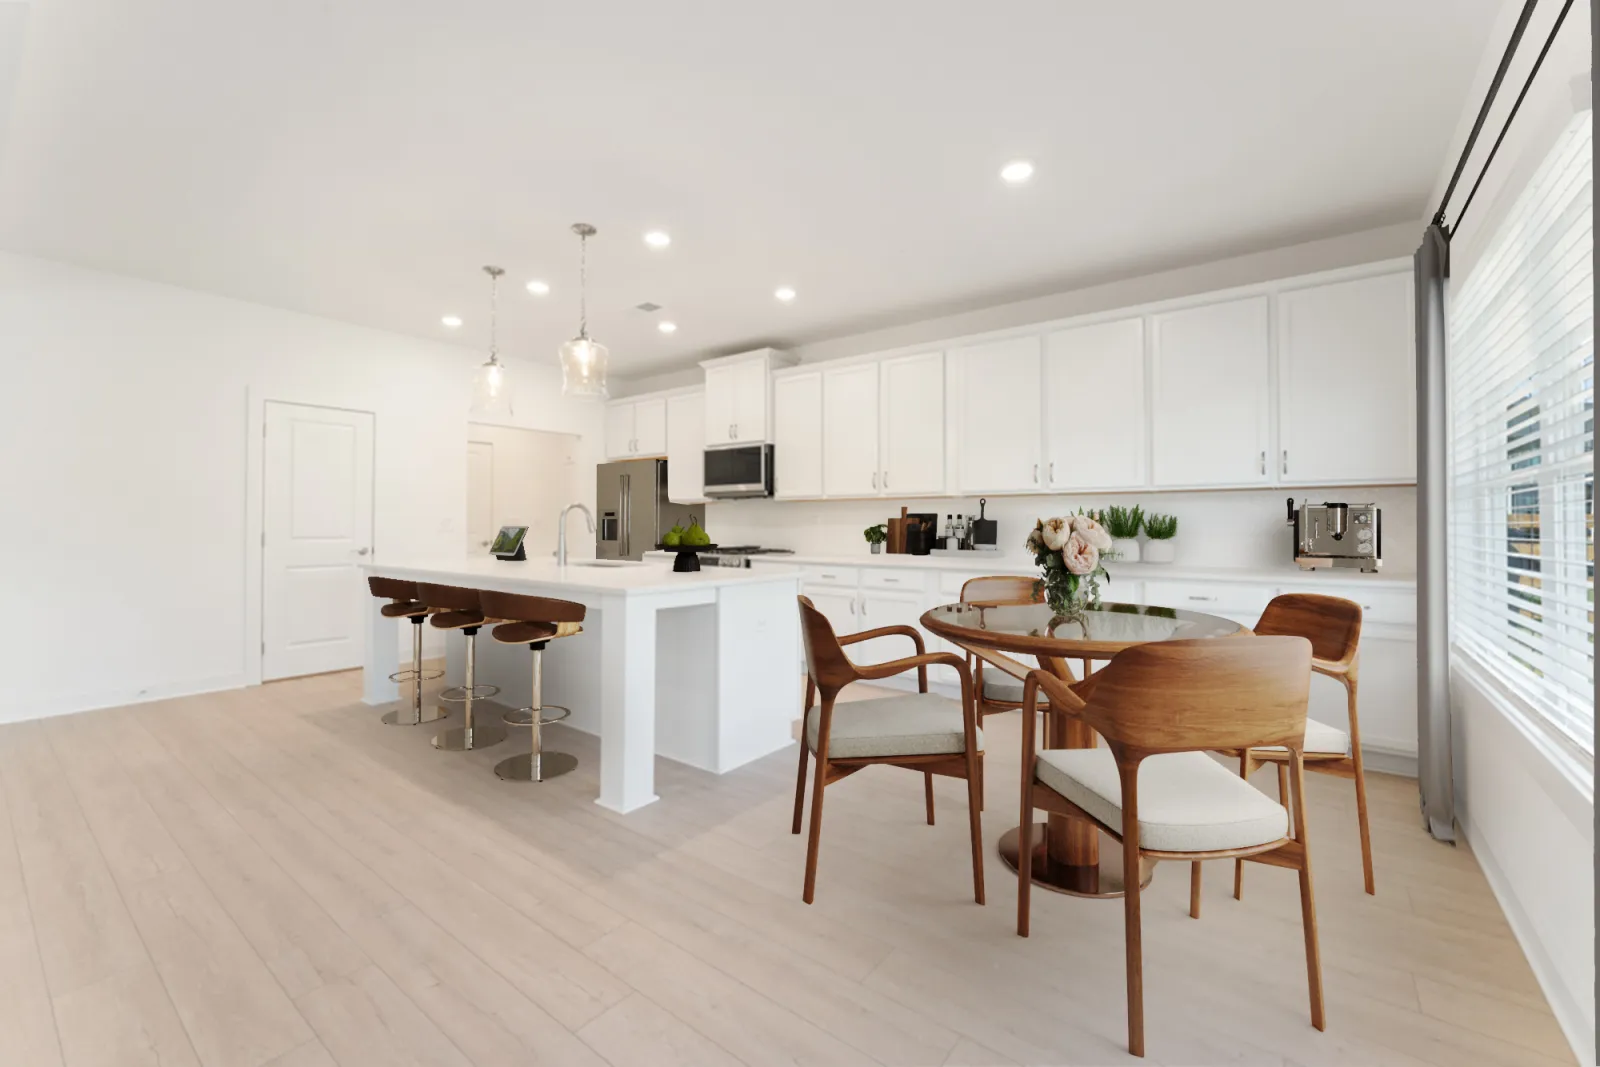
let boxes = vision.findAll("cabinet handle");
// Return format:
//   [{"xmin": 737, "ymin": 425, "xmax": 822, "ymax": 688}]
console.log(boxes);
[
  {"xmin": 859, "ymin": 598, "xmax": 867, "ymax": 617},
  {"xmin": 732, "ymin": 422, "xmax": 738, "ymax": 439},
  {"xmin": 883, "ymin": 471, "xmax": 888, "ymax": 490},
  {"xmin": 1049, "ymin": 462, "xmax": 1055, "ymax": 482},
  {"xmin": 848, "ymin": 599, "xmax": 856, "ymax": 614},
  {"xmin": 1186, "ymin": 595, "xmax": 1218, "ymax": 602},
  {"xmin": 820, "ymin": 573, "xmax": 836, "ymax": 580},
  {"xmin": 1282, "ymin": 449, "xmax": 1289, "ymax": 476},
  {"xmin": 883, "ymin": 577, "xmax": 900, "ymax": 583},
  {"xmin": 1259, "ymin": 450, "xmax": 1266, "ymax": 475},
  {"xmin": 871, "ymin": 472, "xmax": 878, "ymax": 490},
  {"xmin": 1032, "ymin": 463, "xmax": 1039, "ymax": 483}
]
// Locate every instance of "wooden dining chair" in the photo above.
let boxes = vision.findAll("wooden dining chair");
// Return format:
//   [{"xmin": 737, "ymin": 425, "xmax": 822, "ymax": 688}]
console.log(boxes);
[
  {"xmin": 1016, "ymin": 638, "xmax": 1323, "ymax": 1059},
  {"xmin": 958, "ymin": 575, "xmax": 1047, "ymax": 717},
  {"xmin": 792, "ymin": 596, "xmax": 985, "ymax": 906},
  {"xmin": 1222, "ymin": 594, "xmax": 1373, "ymax": 902}
]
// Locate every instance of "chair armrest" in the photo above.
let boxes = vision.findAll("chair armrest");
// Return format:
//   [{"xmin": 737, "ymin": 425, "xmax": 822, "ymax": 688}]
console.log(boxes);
[
  {"xmin": 1023, "ymin": 668, "xmax": 1090, "ymax": 717},
  {"xmin": 855, "ymin": 651, "xmax": 967, "ymax": 683},
  {"xmin": 837, "ymin": 625, "xmax": 926, "ymax": 653}
]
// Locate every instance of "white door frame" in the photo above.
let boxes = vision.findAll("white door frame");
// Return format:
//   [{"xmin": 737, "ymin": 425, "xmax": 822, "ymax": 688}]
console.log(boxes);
[{"xmin": 244, "ymin": 386, "xmax": 379, "ymax": 686}]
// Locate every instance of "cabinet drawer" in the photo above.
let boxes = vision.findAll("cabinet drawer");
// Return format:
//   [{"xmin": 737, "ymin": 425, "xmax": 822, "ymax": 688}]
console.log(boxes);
[
  {"xmin": 1286, "ymin": 584, "xmax": 1416, "ymax": 627},
  {"xmin": 803, "ymin": 565, "xmax": 858, "ymax": 587},
  {"xmin": 860, "ymin": 567, "xmax": 929, "ymax": 591},
  {"xmin": 1142, "ymin": 580, "xmax": 1275, "ymax": 618}
]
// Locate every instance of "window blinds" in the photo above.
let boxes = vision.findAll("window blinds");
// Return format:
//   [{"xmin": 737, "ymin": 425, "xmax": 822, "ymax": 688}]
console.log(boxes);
[{"xmin": 1448, "ymin": 112, "xmax": 1594, "ymax": 759}]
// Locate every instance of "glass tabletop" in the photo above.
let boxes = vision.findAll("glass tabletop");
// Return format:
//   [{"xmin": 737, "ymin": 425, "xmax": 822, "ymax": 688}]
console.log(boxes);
[{"xmin": 922, "ymin": 600, "xmax": 1243, "ymax": 655}]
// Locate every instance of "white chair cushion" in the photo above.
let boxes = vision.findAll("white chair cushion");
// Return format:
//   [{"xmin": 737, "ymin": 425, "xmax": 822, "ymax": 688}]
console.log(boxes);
[
  {"xmin": 981, "ymin": 673, "xmax": 1049, "ymax": 705},
  {"xmin": 806, "ymin": 693, "xmax": 981, "ymax": 759},
  {"xmin": 1034, "ymin": 747, "xmax": 1289, "ymax": 853},
  {"xmin": 1252, "ymin": 718, "xmax": 1350, "ymax": 756}
]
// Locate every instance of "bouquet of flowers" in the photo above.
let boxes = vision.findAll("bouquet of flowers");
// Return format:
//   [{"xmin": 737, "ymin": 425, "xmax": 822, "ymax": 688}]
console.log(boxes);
[{"xmin": 1026, "ymin": 511, "xmax": 1115, "ymax": 623}]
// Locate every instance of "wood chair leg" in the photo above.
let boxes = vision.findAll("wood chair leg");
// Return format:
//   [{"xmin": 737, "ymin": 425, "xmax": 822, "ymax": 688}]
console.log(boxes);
[
  {"xmin": 1118, "ymin": 766, "xmax": 1145, "ymax": 1058},
  {"xmin": 1233, "ymin": 751, "xmax": 1250, "ymax": 901},
  {"xmin": 1189, "ymin": 862, "xmax": 1202, "ymax": 919},
  {"xmin": 1017, "ymin": 766, "xmax": 1034, "ymax": 936},
  {"xmin": 791, "ymin": 735, "xmax": 809, "ymax": 835},
  {"xmin": 1346, "ymin": 674, "xmax": 1375, "ymax": 895},
  {"xmin": 802, "ymin": 753, "xmax": 829, "ymax": 905},
  {"xmin": 965, "ymin": 753, "xmax": 985, "ymax": 905},
  {"xmin": 924, "ymin": 771, "xmax": 935, "ymax": 825},
  {"xmin": 1291, "ymin": 755, "xmax": 1326, "ymax": 1031}
]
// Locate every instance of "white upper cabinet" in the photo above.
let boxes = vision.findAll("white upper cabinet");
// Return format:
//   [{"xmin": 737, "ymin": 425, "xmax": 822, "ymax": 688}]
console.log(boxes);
[
  {"xmin": 665, "ymin": 391, "xmax": 705, "ymax": 503},
  {"xmin": 949, "ymin": 336, "xmax": 1043, "ymax": 493},
  {"xmin": 773, "ymin": 371, "xmax": 823, "ymax": 499},
  {"xmin": 604, "ymin": 397, "xmax": 668, "ymax": 459},
  {"xmin": 633, "ymin": 397, "xmax": 667, "ymax": 456},
  {"xmin": 1277, "ymin": 271, "xmax": 1415, "ymax": 484},
  {"xmin": 1150, "ymin": 296, "xmax": 1271, "ymax": 488},
  {"xmin": 1044, "ymin": 317, "xmax": 1145, "ymax": 489},
  {"xmin": 701, "ymin": 349, "xmax": 784, "ymax": 446},
  {"xmin": 823, "ymin": 362, "xmax": 881, "ymax": 496},
  {"xmin": 880, "ymin": 352, "xmax": 945, "ymax": 495}
]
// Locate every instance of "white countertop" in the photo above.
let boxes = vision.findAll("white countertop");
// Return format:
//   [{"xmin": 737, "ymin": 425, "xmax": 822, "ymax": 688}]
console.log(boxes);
[
  {"xmin": 364, "ymin": 555, "xmax": 801, "ymax": 596},
  {"xmin": 728, "ymin": 550, "xmax": 1418, "ymax": 590}
]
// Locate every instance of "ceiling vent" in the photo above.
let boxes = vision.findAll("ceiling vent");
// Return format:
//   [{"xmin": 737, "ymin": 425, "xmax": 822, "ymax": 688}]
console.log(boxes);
[{"xmin": 635, "ymin": 302, "xmax": 662, "ymax": 312}]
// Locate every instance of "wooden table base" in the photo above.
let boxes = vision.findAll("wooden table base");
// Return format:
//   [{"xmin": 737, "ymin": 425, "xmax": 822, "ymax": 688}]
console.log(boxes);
[{"xmin": 998, "ymin": 822, "xmax": 1156, "ymax": 898}]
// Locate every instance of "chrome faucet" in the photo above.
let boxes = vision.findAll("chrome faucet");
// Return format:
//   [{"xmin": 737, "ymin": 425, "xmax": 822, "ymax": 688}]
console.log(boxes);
[{"xmin": 556, "ymin": 503, "xmax": 595, "ymax": 566}]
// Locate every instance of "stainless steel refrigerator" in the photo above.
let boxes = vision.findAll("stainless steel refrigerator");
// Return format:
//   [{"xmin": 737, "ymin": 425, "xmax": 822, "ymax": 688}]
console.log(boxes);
[{"xmin": 595, "ymin": 459, "xmax": 704, "ymax": 561}]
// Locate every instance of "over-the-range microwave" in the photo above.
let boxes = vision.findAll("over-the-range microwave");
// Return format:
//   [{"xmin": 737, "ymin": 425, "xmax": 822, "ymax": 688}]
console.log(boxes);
[{"xmin": 703, "ymin": 443, "xmax": 774, "ymax": 498}]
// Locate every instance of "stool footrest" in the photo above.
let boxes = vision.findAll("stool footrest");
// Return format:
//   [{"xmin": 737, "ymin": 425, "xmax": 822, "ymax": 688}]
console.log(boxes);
[
  {"xmin": 438, "ymin": 683, "xmax": 501, "ymax": 702},
  {"xmin": 387, "ymin": 667, "xmax": 446, "ymax": 684},
  {"xmin": 503, "ymin": 704, "xmax": 571, "ymax": 727}
]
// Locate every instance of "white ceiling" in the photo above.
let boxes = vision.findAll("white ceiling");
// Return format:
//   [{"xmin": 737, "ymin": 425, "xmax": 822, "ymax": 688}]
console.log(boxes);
[{"xmin": 0, "ymin": 1, "xmax": 1500, "ymax": 377}]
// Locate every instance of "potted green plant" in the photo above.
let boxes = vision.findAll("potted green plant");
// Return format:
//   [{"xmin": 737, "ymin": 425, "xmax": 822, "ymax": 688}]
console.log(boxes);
[
  {"xmin": 1103, "ymin": 504, "xmax": 1145, "ymax": 562},
  {"xmin": 863, "ymin": 523, "xmax": 888, "ymax": 554},
  {"xmin": 1144, "ymin": 512, "xmax": 1178, "ymax": 563}
]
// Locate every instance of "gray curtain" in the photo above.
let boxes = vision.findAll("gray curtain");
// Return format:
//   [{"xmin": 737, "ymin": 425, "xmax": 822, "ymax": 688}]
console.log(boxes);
[{"xmin": 1415, "ymin": 224, "xmax": 1456, "ymax": 842}]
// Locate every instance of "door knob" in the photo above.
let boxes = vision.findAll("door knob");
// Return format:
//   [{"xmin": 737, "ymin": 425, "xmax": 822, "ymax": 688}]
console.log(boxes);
[{"xmin": 356, "ymin": 547, "xmax": 370, "ymax": 555}]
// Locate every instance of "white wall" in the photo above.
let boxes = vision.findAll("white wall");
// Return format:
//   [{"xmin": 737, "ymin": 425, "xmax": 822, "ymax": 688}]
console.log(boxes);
[
  {"xmin": 0, "ymin": 251, "xmax": 605, "ymax": 723},
  {"xmin": 1427, "ymin": 3, "xmax": 1593, "ymax": 1064}
]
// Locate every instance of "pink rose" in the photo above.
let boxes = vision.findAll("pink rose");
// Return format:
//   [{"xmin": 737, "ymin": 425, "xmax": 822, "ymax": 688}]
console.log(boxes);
[
  {"xmin": 1062, "ymin": 532, "xmax": 1100, "ymax": 576},
  {"xmin": 1071, "ymin": 514, "xmax": 1114, "ymax": 553},
  {"xmin": 1041, "ymin": 517, "xmax": 1072, "ymax": 551}
]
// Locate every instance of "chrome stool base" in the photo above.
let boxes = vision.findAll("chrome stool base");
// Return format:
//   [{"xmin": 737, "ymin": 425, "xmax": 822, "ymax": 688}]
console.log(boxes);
[
  {"xmin": 432, "ymin": 724, "xmax": 508, "ymax": 751},
  {"xmin": 495, "ymin": 751, "xmax": 578, "ymax": 782}
]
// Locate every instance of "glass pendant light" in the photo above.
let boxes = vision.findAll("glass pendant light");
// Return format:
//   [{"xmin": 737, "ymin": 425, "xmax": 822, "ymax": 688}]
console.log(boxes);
[
  {"xmin": 470, "ymin": 265, "xmax": 513, "ymax": 417},
  {"xmin": 559, "ymin": 223, "xmax": 609, "ymax": 397}
]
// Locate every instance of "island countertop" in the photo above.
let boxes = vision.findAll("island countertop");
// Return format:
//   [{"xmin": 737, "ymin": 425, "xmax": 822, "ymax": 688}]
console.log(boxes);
[{"xmin": 361, "ymin": 554, "xmax": 801, "ymax": 596}]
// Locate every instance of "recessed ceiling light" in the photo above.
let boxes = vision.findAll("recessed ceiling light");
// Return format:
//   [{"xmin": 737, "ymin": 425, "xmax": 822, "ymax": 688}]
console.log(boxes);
[
  {"xmin": 1000, "ymin": 159, "xmax": 1035, "ymax": 184},
  {"xmin": 658, "ymin": 321, "xmax": 677, "ymax": 334},
  {"xmin": 774, "ymin": 286, "xmax": 796, "ymax": 303},
  {"xmin": 441, "ymin": 315, "xmax": 463, "ymax": 328},
  {"xmin": 643, "ymin": 230, "xmax": 671, "ymax": 249},
  {"xmin": 525, "ymin": 280, "xmax": 549, "ymax": 295}
]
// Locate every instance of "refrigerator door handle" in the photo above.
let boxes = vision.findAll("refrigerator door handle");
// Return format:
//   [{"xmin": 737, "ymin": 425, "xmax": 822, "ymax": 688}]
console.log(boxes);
[{"xmin": 620, "ymin": 474, "xmax": 631, "ymax": 557}]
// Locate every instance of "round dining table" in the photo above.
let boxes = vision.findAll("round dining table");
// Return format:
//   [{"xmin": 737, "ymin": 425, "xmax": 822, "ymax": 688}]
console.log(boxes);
[{"xmin": 920, "ymin": 599, "xmax": 1247, "ymax": 899}]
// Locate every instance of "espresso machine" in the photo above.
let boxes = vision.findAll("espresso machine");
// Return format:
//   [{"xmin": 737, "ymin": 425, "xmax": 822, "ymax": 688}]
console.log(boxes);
[{"xmin": 1286, "ymin": 498, "xmax": 1382, "ymax": 572}]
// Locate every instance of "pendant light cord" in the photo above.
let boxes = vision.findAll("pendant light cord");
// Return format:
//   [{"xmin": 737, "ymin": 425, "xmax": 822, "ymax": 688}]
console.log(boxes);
[
  {"xmin": 489, "ymin": 270, "xmax": 499, "ymax": 362},
  {"xmin": 578, "ymin": 232, "xmax": 589, "ymax": 339}
]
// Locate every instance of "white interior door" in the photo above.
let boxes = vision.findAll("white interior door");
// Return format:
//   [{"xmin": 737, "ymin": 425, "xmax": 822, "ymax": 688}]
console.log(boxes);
[
  {"xmin": 467, "ymin": 439, "xmax": 495, "ymax": 552},
  {"xmin": 262, "ymin": 401, "xmax": 374, "ymax": 681}
]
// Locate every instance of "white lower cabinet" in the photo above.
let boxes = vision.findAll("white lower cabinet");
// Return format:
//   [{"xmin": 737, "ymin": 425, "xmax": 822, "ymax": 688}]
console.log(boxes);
[{"xmin": 856, "ymin": 587, "xmax": 926, "ymax": 666}]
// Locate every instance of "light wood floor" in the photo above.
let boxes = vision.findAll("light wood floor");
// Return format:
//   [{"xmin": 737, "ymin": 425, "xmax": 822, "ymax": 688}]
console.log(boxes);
[{"xmin": 0, "ymin": 669, "xmax": 1575, "ymax": 1067}]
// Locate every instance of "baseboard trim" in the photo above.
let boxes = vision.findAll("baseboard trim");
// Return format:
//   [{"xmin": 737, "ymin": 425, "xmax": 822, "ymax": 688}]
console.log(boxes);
[
  {"xmin": 1461, "ymin": 816, "xmax": 1591, "ymax": 1067},
  {"xmin": 0, "ymin": 673, "xmax": 249, "ymax": 726}
]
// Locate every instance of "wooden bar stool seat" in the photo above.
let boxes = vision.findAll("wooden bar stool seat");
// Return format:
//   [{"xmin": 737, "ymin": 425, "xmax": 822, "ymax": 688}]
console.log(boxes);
[
  {"xmin": 417, "ymin": 583, "xmax": 507, "ymax": 752},
  {"xmin": 367, "ymin": 577, "xmax": 446, "ymax": 726},
  {"xmin": 480, "ymin": 590, "xmax": 586, "ymax": 783}
]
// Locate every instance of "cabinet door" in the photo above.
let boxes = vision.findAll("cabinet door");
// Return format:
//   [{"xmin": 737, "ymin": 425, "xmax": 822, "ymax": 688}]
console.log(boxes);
[
  {"xmin": 1150, "ymin": 297, "xmax": 1270, "ymax": 487},
  {"xmin": 823, "ymin": 363, "xmax": 881, "ymax": 496},
  {"xmin": 731, "ymin": 358, "xmax": 769, "ymax": 442},
  {"xmin": 703, "ymin": 364, "xmax": 738, "ymax": 447},
  {"xmin": 855, "ymin": 589, "xmax": 926, "ymax": 666},
  {"xmin": 665, "ymin": 392, "xmax": 705, "ymax": 503},
  {"xmin": 1278, "ymin": 272, "xmax": 1415, "ymax": 484},
  {"xmin": 881, "ymin": 352, "xmax": 945, "ymax": 495},
  {"xmin": 633, "ymin": 397, "xmax": 667, "ymax": 456},
  {"xmin": 950, "ymin": 336, "xmax": 1043, "ymax": 493},
  {"xmin": 1045, "ymin": 318, "xmax": 1145, "ymax": 489},
  {"xmin": 604, "ymin": 403, "xmax": 635, "ymax": 459},
  {"xmin": 773, "ymin": 372, "xmax": 823, "ymax": 498},
  {"xmin": 799, "ymin": 584, "xmax": 858, "ymax": 643}
]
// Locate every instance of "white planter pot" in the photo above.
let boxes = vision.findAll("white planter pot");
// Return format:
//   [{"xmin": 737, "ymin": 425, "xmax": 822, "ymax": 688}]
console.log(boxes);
[
  {"xmin": 1110, "ymin": 537, "xmax": 1141, "ymax": 562},
  {"xmin": 1144, "ymin": 539, "xmax": 1176, "ymax": 563}
]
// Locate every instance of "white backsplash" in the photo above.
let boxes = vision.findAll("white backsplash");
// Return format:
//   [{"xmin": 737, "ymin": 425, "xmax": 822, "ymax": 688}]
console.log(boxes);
[{"xmin": 705, "ymin": 486, "xmax": 1417, "ymax": 576}]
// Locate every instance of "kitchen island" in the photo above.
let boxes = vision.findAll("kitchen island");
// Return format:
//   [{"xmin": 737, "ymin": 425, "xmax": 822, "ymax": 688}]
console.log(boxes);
[{"xmin": 360, "ymin": 556, "xmax": 801, "ymax": 813}]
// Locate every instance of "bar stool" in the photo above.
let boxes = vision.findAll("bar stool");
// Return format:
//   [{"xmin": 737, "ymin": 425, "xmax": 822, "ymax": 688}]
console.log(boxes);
[
  {"xmin": 366, "ymin": 577, "xmax": 446, "ymax": 726},
  {"xmin": 478, "ymin": 590, "xmax": 586, "ymax": 782},
  {"xmin": 417, "ymin": 583, "xmax": 507, "ymax": 752}
]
